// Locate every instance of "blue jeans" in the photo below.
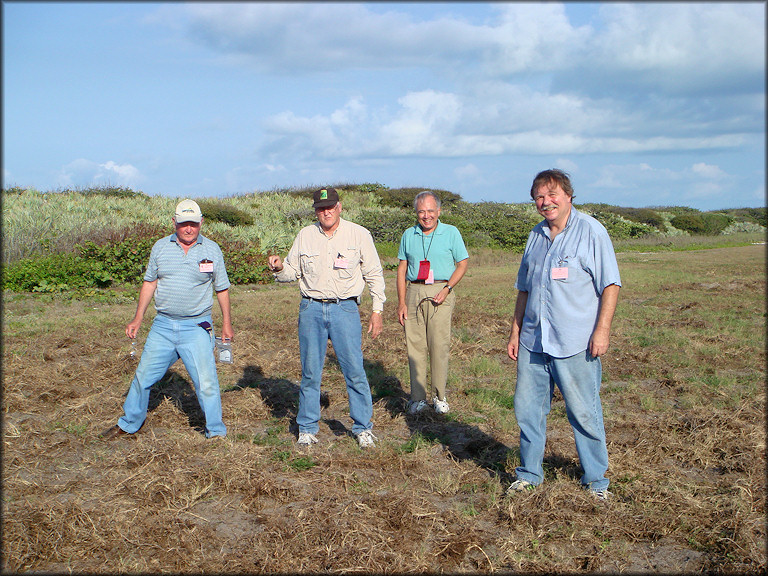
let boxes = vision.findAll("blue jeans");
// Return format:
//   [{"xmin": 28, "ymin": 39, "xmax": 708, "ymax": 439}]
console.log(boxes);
[
  {"xmin": 514, "ymin": 346, "xmax": 609, "ymax": 491},
  {"xmin": 297, "ymin": 298, "xmax": 373, "ymax": 436},
  {"xmin": 118, "ymin": 314, "xmax": 226, "ymax": 438}
]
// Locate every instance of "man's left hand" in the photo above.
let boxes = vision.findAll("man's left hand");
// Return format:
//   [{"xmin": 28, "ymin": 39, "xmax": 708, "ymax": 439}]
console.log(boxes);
[
  {"xmin": 589, "ymin": 327, "xmax": 610, "ymax": 357},
  {"xmin": 367, "ymin": 312, "xmax": 383, "ymax": 339}
]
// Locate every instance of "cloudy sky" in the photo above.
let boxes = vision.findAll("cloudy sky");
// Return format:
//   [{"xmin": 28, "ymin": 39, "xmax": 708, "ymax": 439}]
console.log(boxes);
[{"xmin": 3, "ymin": 2, "xmax": 765, "ymax": 210}]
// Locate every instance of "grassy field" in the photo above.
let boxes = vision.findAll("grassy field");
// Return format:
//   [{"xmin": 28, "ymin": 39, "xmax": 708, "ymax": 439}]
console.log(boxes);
[{"xmin": 2, "ymin": 243, "xmax": 765, "ymax": 573}]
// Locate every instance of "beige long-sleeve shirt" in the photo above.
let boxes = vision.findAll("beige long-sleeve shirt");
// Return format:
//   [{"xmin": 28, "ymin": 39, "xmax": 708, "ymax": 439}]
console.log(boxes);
[{"xmin": 275, "ymin": 218, "xmax": 386, "ymax": 312}]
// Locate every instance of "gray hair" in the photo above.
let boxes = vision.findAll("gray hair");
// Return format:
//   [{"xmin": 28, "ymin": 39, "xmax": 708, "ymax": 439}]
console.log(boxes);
[{"xmin": 413, "ymin": 190, "xmax": 442, "ymax": 211}]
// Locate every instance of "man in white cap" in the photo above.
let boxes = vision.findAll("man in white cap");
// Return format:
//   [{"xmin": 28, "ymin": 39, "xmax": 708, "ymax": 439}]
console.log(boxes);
[{"xmin": 100, "ymin": 199, "xmax": 233, "ymax": 440}]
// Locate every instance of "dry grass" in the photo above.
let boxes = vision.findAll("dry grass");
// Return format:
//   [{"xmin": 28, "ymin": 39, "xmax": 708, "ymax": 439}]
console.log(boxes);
[{"xmin": 2, "ymin": 245, "xmax": 765, "ymax": 573}]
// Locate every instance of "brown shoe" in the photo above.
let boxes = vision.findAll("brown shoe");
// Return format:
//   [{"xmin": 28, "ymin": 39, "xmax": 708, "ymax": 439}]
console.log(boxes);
[{"xmin": 98, "ymin": 425, "xmax": 133, "ymax": 440}]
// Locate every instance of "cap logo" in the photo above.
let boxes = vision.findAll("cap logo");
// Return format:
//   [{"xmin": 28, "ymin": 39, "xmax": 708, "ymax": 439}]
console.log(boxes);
[{"xmin": 320, "ymin": 189, "xmax": 328, "ymax": 200}]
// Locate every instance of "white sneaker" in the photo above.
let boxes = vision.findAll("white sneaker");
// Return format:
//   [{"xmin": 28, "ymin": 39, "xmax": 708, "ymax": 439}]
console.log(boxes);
[
  {"xmin": 297, "ymin": 432, "xmax": 318, "ymax": 446},
  {"xmin": 507, "ymin": 479, "xmax": 536, "ymax": 494},
  {"xmin": 591, "ymin": 489, "xmax": 612, "ymax": 501},
  {"xmin": 433, "ymin": 396, "xmax": 450, "ymax": 414},
  {"xmin": 408, "ymin": 400, "xmax": 429, "ymax": 415},
  {"xmin": 356, "ymin": 429, "xmax": 378, "ymax": 448}
]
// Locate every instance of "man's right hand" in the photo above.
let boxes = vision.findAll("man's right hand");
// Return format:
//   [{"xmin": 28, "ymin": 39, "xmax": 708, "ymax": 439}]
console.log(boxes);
[
  {"xmin": 397, "ymin": 303, "xmax": 408, "ymax": 326},
  {"xmin": 268, "ymin": 255, "xmax": 283, "ymax": 272},
  {"xmin": 126, "ymin": 318, "xmax": 142, "ymax": 339}
]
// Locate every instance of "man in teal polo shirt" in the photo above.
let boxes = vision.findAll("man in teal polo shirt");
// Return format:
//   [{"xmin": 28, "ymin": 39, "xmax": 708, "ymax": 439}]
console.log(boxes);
[
  {"xmin": 397, "ymin": 191, "xmax": 469, "ymax": 415},
  {"xmin": 99, "ymin": 199, "xmax": 233, "ymax": 440}
]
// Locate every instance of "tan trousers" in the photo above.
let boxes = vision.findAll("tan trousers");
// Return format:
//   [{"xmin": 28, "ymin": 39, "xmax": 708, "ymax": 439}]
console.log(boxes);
[{"xmin": 404, "ymin": 281, "xmax": 456, "ymax": 402}]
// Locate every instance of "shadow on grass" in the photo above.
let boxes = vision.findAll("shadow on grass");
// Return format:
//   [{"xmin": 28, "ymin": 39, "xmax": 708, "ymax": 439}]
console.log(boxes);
[
  {"xmin": 225, "ymin": 365, "xmax": 335, "ymax": 437},
  {"xmin": 366, "ymin": 358, "xmax": 515, "ymax": 484},
  {"xmin": 147, "ymin": 371, "xmax": 207, "ymax": 435}
]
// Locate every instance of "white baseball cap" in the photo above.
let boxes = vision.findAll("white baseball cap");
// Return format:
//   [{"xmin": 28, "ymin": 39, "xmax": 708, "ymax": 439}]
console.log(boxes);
[{"xmin": 174, "ymin": 199, "xmax": 202, "ymax": 223}]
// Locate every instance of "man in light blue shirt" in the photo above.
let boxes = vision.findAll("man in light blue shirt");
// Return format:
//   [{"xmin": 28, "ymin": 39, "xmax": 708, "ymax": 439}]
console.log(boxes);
[{"xmin": 507, "ymin": 170, "xmax": 621, "ymax": 501}]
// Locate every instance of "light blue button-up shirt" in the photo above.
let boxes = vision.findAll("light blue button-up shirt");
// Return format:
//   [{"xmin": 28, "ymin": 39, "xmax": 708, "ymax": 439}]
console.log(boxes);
[{"xmin": 515, "ymin": 207, "xmax": 621, "ymax": 358}]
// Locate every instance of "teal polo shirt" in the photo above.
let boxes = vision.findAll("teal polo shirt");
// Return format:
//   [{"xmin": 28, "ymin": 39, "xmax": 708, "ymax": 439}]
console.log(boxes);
[
  {"xmin": 144, "ymin": 233, "xmax": 230, "ymax": 320},
  {"xmin": 397, "ymin": 221, "xmax": 468, "ymax": 281}
]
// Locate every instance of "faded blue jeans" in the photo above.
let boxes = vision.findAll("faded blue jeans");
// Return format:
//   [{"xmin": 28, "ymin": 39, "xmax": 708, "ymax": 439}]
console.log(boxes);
[
  {"xmin": 118, "ymin": 314, "xmax": 226, "ymax": 438},
  {"xmin": 297, "ymin": 297, "xmax": 373, "ymax": 436},
  {"xmin": 514, "ymin": 346, "xmax": 609, "ymax": 491}
]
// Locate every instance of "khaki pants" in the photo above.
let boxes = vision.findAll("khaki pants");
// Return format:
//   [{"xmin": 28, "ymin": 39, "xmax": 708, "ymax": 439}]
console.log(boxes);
[{"xmin": 404, "ymin": 281, "xmax": 456, "ymax": 402}]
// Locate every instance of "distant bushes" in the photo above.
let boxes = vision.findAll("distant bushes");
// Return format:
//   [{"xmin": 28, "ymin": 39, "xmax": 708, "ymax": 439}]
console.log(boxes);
[
  {"xmin": 670, "ymin": 213, "xmax": 734, "ymax": 235},
  {"xmin": 198, "ymin": 201, "xmax": 254, "ymax": 227},
  {"xmin": 2, "ymin": 184, "xmax": 764, "ymax": 294}
]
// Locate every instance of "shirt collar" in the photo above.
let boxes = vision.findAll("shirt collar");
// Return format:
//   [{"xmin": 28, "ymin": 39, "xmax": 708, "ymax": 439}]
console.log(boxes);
[
  {"xmin": 170, "ymin": 233, "xmax": 203, "ymax": 246},
  {"xmin": 415, "ymin": 220, "xmax": 441, "ymax": 237}
]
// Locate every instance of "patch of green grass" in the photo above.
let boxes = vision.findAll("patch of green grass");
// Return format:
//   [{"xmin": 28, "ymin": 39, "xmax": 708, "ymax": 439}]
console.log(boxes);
[
  {"xmin": 289, "ymin": 456, "xmax": 316, "ymax": 472},
  {"xmin": 397, "ymin": 431, "xmax": 440, "ymax": 454},
  {"xmin": 465, "ymin": 387, "xmax": 515, "ymax": 409}
]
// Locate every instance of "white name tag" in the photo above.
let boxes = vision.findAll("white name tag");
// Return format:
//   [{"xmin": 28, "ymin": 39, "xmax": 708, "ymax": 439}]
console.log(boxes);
[{"xmin": 199, "ymin": 261, "xmax": 214, "ymax": 273}]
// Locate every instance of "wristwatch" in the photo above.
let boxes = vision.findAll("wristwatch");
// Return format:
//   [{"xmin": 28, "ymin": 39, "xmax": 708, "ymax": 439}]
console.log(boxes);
[{"xmin": 446, "ymin": 284, "xmax": 453, "ymax": 292}]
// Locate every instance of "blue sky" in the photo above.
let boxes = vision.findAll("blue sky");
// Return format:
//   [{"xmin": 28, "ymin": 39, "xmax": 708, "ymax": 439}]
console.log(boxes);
[{"xmin": 3, "ymin": 2, "xmax": 765, "ymax": 210}]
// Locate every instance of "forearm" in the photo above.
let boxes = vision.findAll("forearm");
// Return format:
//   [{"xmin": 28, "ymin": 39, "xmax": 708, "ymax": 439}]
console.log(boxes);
[
  {"xmin": 595, "ymin": 284, "xmax": 620, "ymax": 333},
  {"xmin": 133, "ymin": 280, "xmax": 157, "ymax": 322},
  {"xmin": 509, "ymin": 291, "xmax": 528, "ymax": 338},
  {"xmin": 215, "ymin": 288, "xmax": 234, "ymax": 339},
  {"xmin": 446, "ymin": 258, "xmax": 468, "ymax": 289}
]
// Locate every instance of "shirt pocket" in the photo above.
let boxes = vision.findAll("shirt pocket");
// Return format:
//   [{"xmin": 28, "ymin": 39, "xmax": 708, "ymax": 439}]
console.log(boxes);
[
  {"xmin": 551, "ymin": 254, "xmax": 575, "ymax": 283},
  {"xmin": 337, "ymin": 246, "xmax": 361, "ymax": 279},
  {"xmin": 300, "ymin": 251, "xmax": 320, "ymax": 278}
]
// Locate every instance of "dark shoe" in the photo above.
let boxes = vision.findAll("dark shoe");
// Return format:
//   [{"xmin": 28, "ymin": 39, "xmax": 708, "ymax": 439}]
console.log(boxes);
[{"xmin": 98, "ymin": 425, "xmax": 133, "ymax": 440}]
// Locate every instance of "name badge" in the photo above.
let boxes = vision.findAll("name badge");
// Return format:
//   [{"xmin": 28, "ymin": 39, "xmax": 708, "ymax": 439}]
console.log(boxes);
[
  {"xmin": 199, "ymin": 260, "xmax": 214, "ymax": 273},
  {"xmin": 425, "ymin": 269, "xmax": 434, "ymax": 284},
  {"xmin": 334, "ymin": 257, "xmax": 349, "ymax": 269},
  {"xmin": 551, "ymin": 267, "xmax": 568, "ymax": 280}
]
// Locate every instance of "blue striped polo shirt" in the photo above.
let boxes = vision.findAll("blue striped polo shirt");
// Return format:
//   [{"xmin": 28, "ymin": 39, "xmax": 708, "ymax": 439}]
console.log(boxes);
[{"xmin": 144, "ymin": 233, "xmax": 230, "ymax": 320}]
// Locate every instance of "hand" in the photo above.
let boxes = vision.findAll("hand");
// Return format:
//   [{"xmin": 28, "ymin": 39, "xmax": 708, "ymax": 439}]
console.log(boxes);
[
  {"xmin": 220, "ymin": 322, "xmax": 234, "ymax": 342},
  {"xmin": 397, "ymin": 303, "xmax": 408, "ymax": 327},
  {"xmin": 368, "ymin": 312, "xmax": 383, "ymax": 339},
  {"xmin": 125, "ymin": 318, "xmax": 142, "ymax": 339},
  {"xmin": 432, "ymin": 285, "xmax": 449, "ymax": 305},
  {"xmin": 267, "ymin": 255, "xmax": 283, "ymax": 272},
  {"xmin": 507, "ymin": 334, "xmax": 520, "ymax": 361},
  {"xmin": 589, "ymin": 327, "xmax": 610, "ymax": 357}
]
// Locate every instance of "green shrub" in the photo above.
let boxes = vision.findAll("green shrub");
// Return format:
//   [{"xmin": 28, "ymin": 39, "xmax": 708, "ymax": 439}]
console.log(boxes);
[
  {"xmin": 608, "ymin": 207, "xmax": 665, "ymax": 230},
  {"xmin": 207, "ymin": 237, "xmax": 272, "ymax": 285},
  {"xmin": 373, "ymin": 187, "xmax": 463, "ymax": 209},
  {"xmin": 587, "ymin": 210, "xmax": 655, "ymax": 239},
  {"xmin": 670, "ymin": 214, "xmax": 706, "ymax": 234},
  {"xmin": 2, "ymin": 253, "xmax": 104, "ymax": 292},
  {"xmin": 353, "ymin": 210, "xmax": 418, "ymax": 244},
  {"xmin": 442, "ymin": 201, "xmax": 540, "ymax": 251},
  {"xmin": 198, "ymin": 201, "xmax": 254, "ymax": 227},
  {"xmin": 700, "ymin": 213, "xmax": 734, "ymax": 235}
]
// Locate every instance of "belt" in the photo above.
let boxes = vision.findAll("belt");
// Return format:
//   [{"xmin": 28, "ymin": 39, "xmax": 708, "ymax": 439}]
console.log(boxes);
[
  {"xmin": 409, "ymin": 280, "xmax": 448, "ymax": 284},
  {"xmin": 302, "ymin": 296, "xmax": 357, "ymax": 304}
]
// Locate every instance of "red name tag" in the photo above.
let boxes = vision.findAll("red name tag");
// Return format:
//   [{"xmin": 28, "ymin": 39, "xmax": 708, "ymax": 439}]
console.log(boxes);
[{"xmin": 417, "ymin": 260, "xmax": 430, "ymax": 280}]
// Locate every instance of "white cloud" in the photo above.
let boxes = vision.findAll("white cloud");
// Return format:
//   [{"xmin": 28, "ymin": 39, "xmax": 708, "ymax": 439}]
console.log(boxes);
[
  {"xmin": 691, "ymin": 162, "xmax": 727, "ymax": 180},
  {"xmin": 57, "ymin": 159, "xmax": 142, "ymax": 188}
]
